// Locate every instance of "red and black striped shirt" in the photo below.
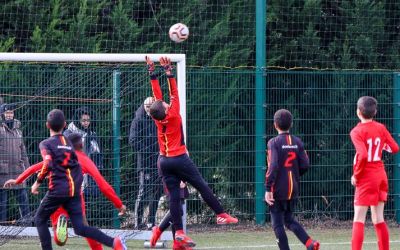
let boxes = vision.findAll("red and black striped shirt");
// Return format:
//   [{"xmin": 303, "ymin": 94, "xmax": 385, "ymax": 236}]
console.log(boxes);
[
  {"xmin": 36, "ymin": 134, "xmax": 83, "ymax": 197},
  {"xmin": 265, "ymin": 133, "xmax": 309, "ymax": 200}
]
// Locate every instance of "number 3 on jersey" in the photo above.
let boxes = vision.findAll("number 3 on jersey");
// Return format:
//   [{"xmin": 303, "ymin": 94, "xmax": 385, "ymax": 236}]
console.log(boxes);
[
  {"xmin": 284, "ymin": 152, "xmax": 296, "ymax": 167},
  {"xmin": 367, "ymin": 137, "xmax": 381, "ymax": 162}
]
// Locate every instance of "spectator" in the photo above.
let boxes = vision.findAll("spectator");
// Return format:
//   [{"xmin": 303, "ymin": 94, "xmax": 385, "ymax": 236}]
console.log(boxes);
[
  {"xmin": 64, "ymin": 106, "xmax": 104, "ymax": 197},
  {"xmin": 0, "ymin": 103, "xmax": 30, "ymax": 223},
  {"xmin": 129, "ymin": 97, "xmax": 162, "ymax": 230}
]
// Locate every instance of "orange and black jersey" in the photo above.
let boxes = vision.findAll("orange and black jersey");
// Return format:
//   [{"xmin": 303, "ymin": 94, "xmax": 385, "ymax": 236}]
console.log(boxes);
[
  {"xmin": 150, "ymin": 74, "xmax": 187, "ymax": 157},
  {"xmin": 36, "ymin": 134, "xmax": 83, "ymax": 197},
  {"xmin": 265, "ymin": 133, "xmax": 309, "ymax": 200}
]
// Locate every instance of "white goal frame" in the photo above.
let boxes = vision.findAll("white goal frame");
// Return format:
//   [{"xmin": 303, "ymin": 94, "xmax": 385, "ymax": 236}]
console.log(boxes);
[
  {"xmin": 0, "ymin": 53, "xmax": 187, "ymax": 137},
  {"xmin": 0, "ymin": 53, "xmax": 188, "ymax": 241}
]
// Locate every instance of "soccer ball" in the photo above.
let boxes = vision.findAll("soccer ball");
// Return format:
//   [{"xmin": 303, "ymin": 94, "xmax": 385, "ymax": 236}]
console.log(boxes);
[{"xmin": 169, "ymin": 23, "xmax": 189, "ymax": 43}]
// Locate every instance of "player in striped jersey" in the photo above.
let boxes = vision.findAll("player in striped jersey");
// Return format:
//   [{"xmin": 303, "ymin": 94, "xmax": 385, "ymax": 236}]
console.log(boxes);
[
  {"xmin": 265, "ymin": 109, "xmax": 319, "ymax": 250},
  {"xmin": 30, "ymin": 109, "xmax": 127, "ymax": 250},
  {"xmin": 5, "ymin": 132, "xmax": 126, "ymax": 249}
]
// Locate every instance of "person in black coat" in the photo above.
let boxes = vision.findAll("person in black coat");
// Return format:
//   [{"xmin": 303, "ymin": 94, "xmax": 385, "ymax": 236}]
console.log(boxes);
[
  {"xmin": 64, "ymin": 106, "xmax": 104, "ymax": 197},
  {"xmin": 129, "ymin": 97, "xmax": 162, "ymax": 230}
]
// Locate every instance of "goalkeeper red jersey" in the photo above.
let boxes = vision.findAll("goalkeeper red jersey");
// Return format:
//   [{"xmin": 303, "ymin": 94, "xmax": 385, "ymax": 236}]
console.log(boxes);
[
  {"xmin": 150, "ymin": 75, "xmax": 187, "ymax": 157},
  {"xmin": 16, "ymin": 150, "xmax": 122, "ymax": 209},
  {"xmin": 350, "ymin": 121, "xmax": 399, "ymax": 180}
]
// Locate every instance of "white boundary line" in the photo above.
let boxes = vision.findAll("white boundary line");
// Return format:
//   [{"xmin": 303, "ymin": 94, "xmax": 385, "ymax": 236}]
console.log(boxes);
[
  {"xmin": 194, "ymin": 240, "xmax": 400, "ymax": 249},
  {"xmin": 0, "ymin": 226, "xmax": 173, "ymax": 240}
]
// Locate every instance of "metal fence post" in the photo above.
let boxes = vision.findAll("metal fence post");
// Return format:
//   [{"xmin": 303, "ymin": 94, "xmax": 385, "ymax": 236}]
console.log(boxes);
[
  {"xmin": 112, "ymin": 70, "xmax": 121, "ymax": 228},
  {"xmin": 394, "ymin": 73, "xmax": 400, "ymax": 223},
  {"xmin": 255, "ymin": 0, "xmax": 266, "ymax": 224}
]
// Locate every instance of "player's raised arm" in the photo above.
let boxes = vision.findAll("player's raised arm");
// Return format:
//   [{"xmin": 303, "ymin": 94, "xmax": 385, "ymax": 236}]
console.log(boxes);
[
  {"xmin": 16, "ymin": 162, "xmax": 43, "ymax": 185},
  {"xmin": 4, "ymin": 162, "xmax": 43, "ymax": 188},
  {"xmin": 146, "ymin": 56, "xmax": 163, "ymax": 100},
  {"xmin": 160, "ymin": 56, "xmax": 180, "ymax": 115},
  {"xmin": 78, "ymin": 152, "xmax": 124, "ymax": 210}
]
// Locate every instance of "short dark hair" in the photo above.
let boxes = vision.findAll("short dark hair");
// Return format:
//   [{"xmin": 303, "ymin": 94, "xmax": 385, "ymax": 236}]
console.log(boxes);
[
  {"xmin": 274, "ymin": 109, "xmax": 293, "ymax": 131},
  {"xmin": 150, "ymin": 100, "xmax": 167, "ymax": 120},
  {"xmin": 66, "ymin": 132, "xmax": 83, "ymax": 150},
  {"xmin": 357, "ymin": 96, "xmax": 377, "ymax": 119},
  {"xmin": 47, "ymin": 109, "xmax": 65, "ymax": 132}
]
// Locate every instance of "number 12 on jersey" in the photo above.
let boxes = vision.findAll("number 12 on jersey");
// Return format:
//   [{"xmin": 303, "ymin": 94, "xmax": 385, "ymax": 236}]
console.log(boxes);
[{"xmin": 367, "ymin": 137, "xmax": 381, "ymax": 162}]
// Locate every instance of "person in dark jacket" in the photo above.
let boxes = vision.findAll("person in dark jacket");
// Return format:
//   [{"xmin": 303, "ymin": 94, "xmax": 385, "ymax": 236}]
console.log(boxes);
[
  {"xmin": 265, "ymin": 109, "xmax": 319, "ymax": 250},
  {"xmin": 0, "ymin": 103, "xmax": 30, "ymax": 223},
  {"xmin": 129, "ymin": 97, "xmax": 162, "ymax": 230},
  {"xmin": 64, "ymin": 106, "xmax": 104, "ymax": 198}
]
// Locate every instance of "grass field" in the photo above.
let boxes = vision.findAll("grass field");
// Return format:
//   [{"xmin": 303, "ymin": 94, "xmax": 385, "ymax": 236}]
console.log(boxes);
[{"xmin": 2, "ymin": 225, "xmax": 400, "ymax": 249}]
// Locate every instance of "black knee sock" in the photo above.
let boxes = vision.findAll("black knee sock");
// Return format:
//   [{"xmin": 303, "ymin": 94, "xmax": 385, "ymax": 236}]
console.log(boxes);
[
  {"xmin": 286, "ymin": 220, "xmax": 310, "ymax": 244},
  {"xmin": 159, "ymin": 211, "xmax": 173, "ymax": 232},
  {"xmin": 273, "ymin": 225, "xmax": 290, "ymax": 250}
]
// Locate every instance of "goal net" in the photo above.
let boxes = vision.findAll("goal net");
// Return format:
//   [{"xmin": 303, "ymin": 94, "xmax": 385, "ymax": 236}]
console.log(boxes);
[{"xmin": 0, "ymin": 53, "xmax": 187, "ymax": 245}]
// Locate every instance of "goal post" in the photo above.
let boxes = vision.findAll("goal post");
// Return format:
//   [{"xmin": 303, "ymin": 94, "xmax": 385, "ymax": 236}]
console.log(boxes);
[
  {"xmin": 0, "ymin": 52, "xmax": 187, "ymax": 137},
  {"xmin": 0, "ymin": 53, "xmax": 187, "ymax": 242}
]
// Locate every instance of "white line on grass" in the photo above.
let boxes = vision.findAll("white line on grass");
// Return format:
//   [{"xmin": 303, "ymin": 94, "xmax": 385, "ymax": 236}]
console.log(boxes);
[{"xmin": 195, "ymin": 240, "xmax": 400, "ymax": 249}]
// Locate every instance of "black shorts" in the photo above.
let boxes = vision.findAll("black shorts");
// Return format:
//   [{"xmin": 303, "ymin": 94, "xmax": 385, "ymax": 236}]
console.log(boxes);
[{"xmin": 269, "ymin": 199, "xmax": 298, "ymax": 213}]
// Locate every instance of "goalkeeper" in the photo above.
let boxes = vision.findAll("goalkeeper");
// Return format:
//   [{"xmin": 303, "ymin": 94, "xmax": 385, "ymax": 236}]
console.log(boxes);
[
  {"xmin": 145, "ymin": 56, "xmax": 238, "ymax": 249},
  {"xmin": 4, "ymin": 132, "xmax": 126, "ymax": 250}
]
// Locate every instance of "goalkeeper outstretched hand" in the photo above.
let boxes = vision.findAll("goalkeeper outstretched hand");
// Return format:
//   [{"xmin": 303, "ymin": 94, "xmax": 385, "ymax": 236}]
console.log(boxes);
[
  {"xmin": 160, "ymin": 57, "xmax": 173, "ymax": 76},
  {"xmin": 145, "ymin": 56, "xmax": 155, "ymax": 76}
]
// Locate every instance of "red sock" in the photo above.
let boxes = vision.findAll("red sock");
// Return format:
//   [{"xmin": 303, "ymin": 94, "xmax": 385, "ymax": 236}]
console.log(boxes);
[
  {"xmin": 352, "ymin": 222, "xmax": 364, "ymax": 250},
  {"xmin": 374, "ymin": 222, "xmax": 389, "ymax": 250},
  {"xmin": 305, "ymin": 238, "xmax": 313, "ymax": 247},
  {"xmin": 86, "ymin": 237, "xmax": 103, "ymax": 250}
]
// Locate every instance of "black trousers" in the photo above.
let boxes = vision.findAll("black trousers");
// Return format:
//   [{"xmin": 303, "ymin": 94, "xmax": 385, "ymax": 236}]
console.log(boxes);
[
  {"xmin": 159, "ymin": 154, "xmax": 224, "ymax": 231},
  {"xmin": 35, "ymin": 192, "xmax": 114, "ymax": 250},
  {"xmin": 134, "ymin": 170, "xmax": 163, "ymax": 228},
  {"xmin": 269, "ymin": 200, "xmax": 309, "ymax": 250}
]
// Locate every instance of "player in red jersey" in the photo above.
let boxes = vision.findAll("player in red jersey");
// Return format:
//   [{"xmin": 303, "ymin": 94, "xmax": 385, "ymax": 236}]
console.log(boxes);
[
  {"xmin": 145, "ymin": 56, "xmax": 238, "ymax": 248},
  {"xmin": 350, "ymin": 96, "xmax": 399, "ymax": 250},
  {"xmin": 4, "ymin": 132, "xmax": 127, "ymax": 250}
]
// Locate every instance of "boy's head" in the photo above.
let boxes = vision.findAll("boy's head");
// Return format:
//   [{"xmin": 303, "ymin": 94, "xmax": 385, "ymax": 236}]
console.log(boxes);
[
  {"xmin": 46, "ymin": 109, "xmax": 66, "ymax": 133},
  {"xmin": 357, "ymin": 96, "xmax": 377, "ymax": 119},
  {"xmin": 150, "ymin": 100, "xmax": 170, "ymax": 120},
  {"xmin": 143, "ymin": 96, "xmax": 155, "ymax": 116},
  {"xmin": 67, "ymin": 132, "xmax": 83, "ymax": 151},
  {"xmin": 274, "ymin": 109, "xmax": 293, "ymax": 132}
]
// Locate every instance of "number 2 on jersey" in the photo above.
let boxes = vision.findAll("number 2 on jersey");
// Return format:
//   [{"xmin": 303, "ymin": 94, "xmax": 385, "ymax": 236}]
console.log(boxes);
[
  {"xmin": 367, "ymin": 137, "xmax": 381, "ymax": 162},
  {"xmin": 61, "ymin": 152, "xmax": 71, "ymax": 167},
  {"xmin": 284, "ymin": 152, "xmax": 296, "ymax": 167}
]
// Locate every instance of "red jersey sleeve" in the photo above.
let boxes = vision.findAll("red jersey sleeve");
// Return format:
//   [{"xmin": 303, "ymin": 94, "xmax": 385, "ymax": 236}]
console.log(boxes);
[
  {"xmin": 350, "ymin": 129, "xmax": 368, "ymax": 179},
  {"xmin": 150, "ymin": 77, "xmax": 163, "ymax": 101},
  {"xmin": 383, "ymin": 126, "xmax": 399, "ymax": 154},
  {"xmin": 78, "ymin": 153, "xmax": 123, "ymax": 209},
  {"xmin": 167, "ymin": 76, "xmax": 180, "ymax": 116},
  {"xmin": 16, "ymin": 162, "xmax": 43, "ymax": 184},
  {"xmin": 37, "ymin": 141, "xmax": 52, "ymax": 183}
]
